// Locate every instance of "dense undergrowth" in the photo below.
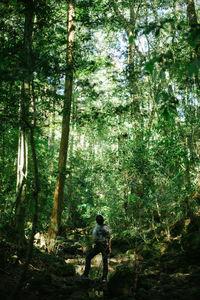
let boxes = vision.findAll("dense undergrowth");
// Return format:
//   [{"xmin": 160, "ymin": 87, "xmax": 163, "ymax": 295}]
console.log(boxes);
[{"xmin": 1, "ymin": 216, "xmax": 200, "ymax": 300}]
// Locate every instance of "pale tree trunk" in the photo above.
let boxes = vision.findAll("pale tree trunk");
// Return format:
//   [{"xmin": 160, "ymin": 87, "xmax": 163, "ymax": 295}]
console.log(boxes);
[
  {"xmin": 111, "ymin": 0, "xmax": 143, "ymax": 211},
  {"xmin": 15, "ymin": 0, "xmax": 34, "ymax": 246},
  {"xmin": 111, "ymin": 0, "xmax": 142, "ymax": 116},
  {"xmin": 184, "ymin": 86, "xmax": 192, "ymax": 195},
  {"xmin": 48, "ymin": 0, "xmax": 75, "ymax": 241},
  {"xmin": 147, "ymin": 0, "xmax": 159, "ymax": 130},
  {"xmin": 66, "ymin": 137, "xmax": 74, "ymax": 228},
  {"xmin": 111, "ymin": 0, "xmax": 142, "ymax": 131},
  {"xmin": 48, "ymin": 93, "xmax": 56, "ymax": 177},
  {"xmin": 49, "ymin": 92, "xmax": 56, "ymax": 149},
  {"xmin": 66, "ymin": 93, "xmax": 77, "ymax": 228},
  {"xmin": 127, "ymin": 0, "xmax": 141, "ymax": 116}
]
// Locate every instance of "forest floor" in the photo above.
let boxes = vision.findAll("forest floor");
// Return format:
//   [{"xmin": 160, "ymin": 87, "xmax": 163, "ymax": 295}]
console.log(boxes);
[{"xmin": 1, "ymin": 226, "xmax": 200, "ymax": 300}]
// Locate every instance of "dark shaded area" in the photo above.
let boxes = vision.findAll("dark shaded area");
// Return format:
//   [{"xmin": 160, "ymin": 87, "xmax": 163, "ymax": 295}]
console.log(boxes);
[{"xmin": 1, "ymin": 217, "xmax": 200, "ymax": 300}]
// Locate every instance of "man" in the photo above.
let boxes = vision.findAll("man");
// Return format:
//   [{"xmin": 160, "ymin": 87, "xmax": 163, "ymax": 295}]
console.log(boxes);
[{"xmin": 81, "ymin": 215, "xmax": 111, "ymax": 282}]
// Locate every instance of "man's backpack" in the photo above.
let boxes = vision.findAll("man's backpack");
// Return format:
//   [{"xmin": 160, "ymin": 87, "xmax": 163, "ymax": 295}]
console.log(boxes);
[{"xmin": 95, "ymin": 224, "xmax": 110, "ymax": 246}]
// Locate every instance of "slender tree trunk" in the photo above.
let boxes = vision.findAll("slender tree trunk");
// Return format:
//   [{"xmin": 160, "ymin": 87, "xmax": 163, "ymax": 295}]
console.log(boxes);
[
  {"xmin": 184, "ymin": 87, "xmax": 192, "ymax": 193},
  {"xmin": 48, "ymin": 0, "xmax": 75, "ymax": 240},
  {"xmin": 67, "ymin": 135, "xmax": 74, "ymax": 227},
  {"xmin": 15, "ymin": 0, "xmax": 34, "ymax": 246},
  {"xmin": 186, "ymin": 0, "xmax": 198, "ymax": 28},
  {"xmin": 49, "ymin": 92, "xmax": 56, "ymax": 149},
  {"xmin": 186, "ymin": 0, "xmax": 200, "ymax": 84},
  {"xmin": 128, "ymin": 2, "xmax": 137, "ymax": 114},
  {"xmin": 186, "ymin": 0, "xmax": 200, "ymax": 57},
  {"xmin": 11, "ymin": 114, "xmax": 40, "ymax": 300},
  {"xmin": 48, "ymin": 93, "xmax": 56, "ymax": 176},
  {"xmin": 112, "ymin": 0, "xmax": 141, "ymax": 115},
  {"xmin": 66, "ymin": 93, "xmax": 77, "ymax": 227}
]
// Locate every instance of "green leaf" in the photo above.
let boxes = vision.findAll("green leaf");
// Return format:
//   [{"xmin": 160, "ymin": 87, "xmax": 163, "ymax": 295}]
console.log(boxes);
[
  {"xmin": 145, "ymin": 61, "xmax": 154, "ymax": 74},
  {"xmin": 129, "ymin": 35, "xmax": 135, "ymax": 44}
]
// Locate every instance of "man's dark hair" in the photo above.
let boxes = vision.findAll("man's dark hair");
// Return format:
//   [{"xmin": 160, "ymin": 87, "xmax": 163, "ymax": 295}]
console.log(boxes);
[{"xmin": 96, "ymin": 214, "xmax": 104, "ymax": 225}]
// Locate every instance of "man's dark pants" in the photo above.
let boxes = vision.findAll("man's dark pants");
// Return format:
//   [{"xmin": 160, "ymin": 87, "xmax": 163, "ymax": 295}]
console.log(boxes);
[{"xmin": 83, "ymin": 243, "xmax": 109, "ymax": 278}]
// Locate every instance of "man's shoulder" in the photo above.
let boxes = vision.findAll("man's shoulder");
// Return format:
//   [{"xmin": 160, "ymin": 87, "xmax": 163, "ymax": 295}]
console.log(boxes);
[
  {"xmin": 93, "ymin": 224, "xmax": 111, "ymax": 236},
  {"xmin": 103, "ymin": 224, "xmax": 111, "ymax": 232}
]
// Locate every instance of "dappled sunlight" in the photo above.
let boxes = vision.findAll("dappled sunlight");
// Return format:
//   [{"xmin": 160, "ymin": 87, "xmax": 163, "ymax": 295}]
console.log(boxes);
[{"xmin": 1, "ymin": 0, "xmax": 200, "ymax": 299}]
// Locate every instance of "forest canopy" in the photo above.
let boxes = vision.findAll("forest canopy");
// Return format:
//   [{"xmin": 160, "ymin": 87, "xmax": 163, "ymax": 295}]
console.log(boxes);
[
  {"xmin": 0, "ymin": 0, "xmax": 200, "ymax": 263},
  {"xmin": 1, "ymin": 0, "xmax": 200, "ymax": 299}
]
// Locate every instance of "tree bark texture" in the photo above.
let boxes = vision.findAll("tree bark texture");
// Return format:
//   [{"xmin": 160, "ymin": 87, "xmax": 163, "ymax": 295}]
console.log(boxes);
[
  {"xmin": 186, "ymin": 0, "xmax": 200, "ymax": 58},
  {"xmin": 11, "ymin": 124, "xmax": 40, "ymax": 300},
  {"xmin": 186, "ymin": 0, "xmax": 198, "ymax": 27},
  {"xmin": 48, "ymin": 0, "xmax": 75, "ymax": 240},
  {"xmin": 15, "ymin": 0, "xmax": 34, "ymax": 246}
]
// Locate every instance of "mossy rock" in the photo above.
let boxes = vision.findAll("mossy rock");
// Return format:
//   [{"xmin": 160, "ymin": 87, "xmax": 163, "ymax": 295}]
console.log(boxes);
[
  {"xmin": 30, "ymin": 270, "xmax": 52, "ymax": 287},
  {"xmin": 107, "ymin": 266, "xmax": 135, "ymax": 297}
]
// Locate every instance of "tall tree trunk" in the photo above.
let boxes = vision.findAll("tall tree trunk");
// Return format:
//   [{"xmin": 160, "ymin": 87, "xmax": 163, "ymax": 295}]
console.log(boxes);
[
  {"xmin": 66, "ymin": 92, "xmax": 77, "ymax": 228},
  {"xmin": 187, "ymin": 0, "xmax": 200, "ymax": 57},
  {"xmin": 11, "ymin": 119, "xmax": 40, "ymax": 300},
  {"xmin": 111, "ymin": 0, "xmax": 142, "ymax": 116},
  {"xmin": 186, "ymin": 0, "xmax": 200, "ymax": 79},
  {"xmin": 186, "ymin": 0, "xmax": 198, "ymax": 28},
  {"xmin": 15, "ymin": 0, "xmax": 34, "ymax": 246},
  {"xmin": 128, "ymin": 0, "xmax": 140, "ymax": 116},
  {"xmin": 48, "ymin": 0, "xmax": 75, "ymax": 240},
  {"xmin": 186, "ymin": 0, "xmax": 200, "ymax": 203}
]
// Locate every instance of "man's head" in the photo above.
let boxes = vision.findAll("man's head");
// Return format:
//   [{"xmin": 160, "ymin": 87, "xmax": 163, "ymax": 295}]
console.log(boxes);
[{"xmin": 96, "ymin": 214, "xmax": 104, "ymax": 225}]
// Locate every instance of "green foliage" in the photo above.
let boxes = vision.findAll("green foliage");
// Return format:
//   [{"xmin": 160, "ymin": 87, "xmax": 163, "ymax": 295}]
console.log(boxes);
[
  {"xmin": 0, "ymin": 0, "xmax": 200, "ymax": 253},
  {"xmin": 1, "ymin": 3, "xmax": 200, "ymax": 300}
]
